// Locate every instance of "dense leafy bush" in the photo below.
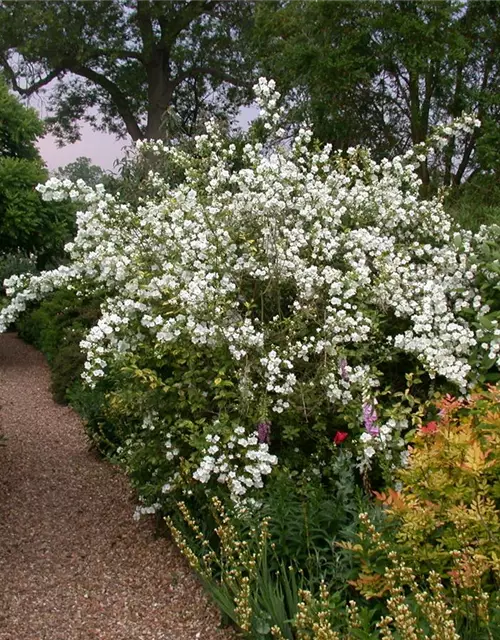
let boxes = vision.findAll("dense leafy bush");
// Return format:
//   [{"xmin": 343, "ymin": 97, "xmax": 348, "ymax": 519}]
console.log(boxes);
[
  {"xmin": 1, "ymin": 80, "xmax": 499, "ymax": 507},
  {"xmin": 3, "ymin": 78, "xmax": 499, "ymax": 639},
  {"xmin": 343, "ymin": 387, "xmax": 500, "ymax": 639},
  {"xmin": 371, "ymin": 387, "xmax": 500, "ymax": 584},
  {"xmin": 17, "ymin": 289, "xmax": 101, "ymax": 402}
]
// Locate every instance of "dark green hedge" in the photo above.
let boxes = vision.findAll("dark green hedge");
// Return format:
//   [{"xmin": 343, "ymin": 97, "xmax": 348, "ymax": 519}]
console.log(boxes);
[{"xmin": 17, "ymin": 289, "xmax": 102, "ymax": 403}]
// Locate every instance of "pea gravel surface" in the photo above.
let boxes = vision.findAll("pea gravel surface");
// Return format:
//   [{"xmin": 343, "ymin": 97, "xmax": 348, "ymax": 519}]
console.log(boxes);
[{"xmin": 0, "ymin": 333, "xmax": 236, "ymax": 640}]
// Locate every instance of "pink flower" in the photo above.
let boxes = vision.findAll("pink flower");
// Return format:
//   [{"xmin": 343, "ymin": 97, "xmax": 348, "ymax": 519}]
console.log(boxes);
[
  {"xmin": 339, "ymin": 358, "xmax": 349, "ymax": 382},
  {"xmin": 257, "ymin": 421, "xmax": 271, "ymax": 444},
  {"xmin": 363, "ymin": 402, "xmax": 379, "ymax": 436}
]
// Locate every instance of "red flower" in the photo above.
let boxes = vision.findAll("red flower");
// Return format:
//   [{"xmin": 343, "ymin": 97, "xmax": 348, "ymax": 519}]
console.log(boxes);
[
  {"xmin": 420, "ymin": 421, "xmax": 438, "ymax": 435},
  {"xmin": 333, "ymin": 431, "xmax": 349, "ymax": 445}
]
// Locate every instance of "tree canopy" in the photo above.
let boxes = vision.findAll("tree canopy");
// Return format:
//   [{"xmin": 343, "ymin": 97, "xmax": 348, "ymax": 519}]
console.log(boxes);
[
  {"xmin": 253, "ymin": 0, "xmax": 500, "ymax": 185},
  {"xmin": 0, "ymin": 0, "xmax": 255, "ymax": 142},
  {"xmin": 54, "ymin": 156, "xmax": 111, "ymax": 188},
  {"xmin": 0, "ymin": 76, "xmax": 45, "ymax": 160},
  {"xmin": 1, "ymin": 0, "xmax": 498, "ymax": 186},
  {"xmin": 0, "ymin": 77, "xmax": 73, "ymax": 264}
]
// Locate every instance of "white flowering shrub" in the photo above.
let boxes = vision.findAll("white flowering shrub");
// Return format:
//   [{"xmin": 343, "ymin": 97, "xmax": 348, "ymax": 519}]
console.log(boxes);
[{"xmin": 1, "ymin": 79, "xmax": 498, "ymax": 506}]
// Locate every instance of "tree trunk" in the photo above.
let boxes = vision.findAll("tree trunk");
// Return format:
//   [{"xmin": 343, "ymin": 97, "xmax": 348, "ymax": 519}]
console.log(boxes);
[
  {"xmin": 145, "ymin": 50, "xmax": 175, "ymax": 140},
  {"xmin": 407, "ymin": 70, "xmax": 431, "ymax": 191}
]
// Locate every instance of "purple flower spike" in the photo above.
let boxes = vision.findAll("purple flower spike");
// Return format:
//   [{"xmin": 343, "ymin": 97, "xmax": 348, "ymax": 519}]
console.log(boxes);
[
  {"xmin": 339, "ymin": 358, "xmax": 349, "ymax": 382},
  {"xmin": 362, "ymin": 403, "xmax": 379, "ymax": 436},
  {"xmin": 257, "ymin": 421, "xmax": 271, "ymax": 444}
]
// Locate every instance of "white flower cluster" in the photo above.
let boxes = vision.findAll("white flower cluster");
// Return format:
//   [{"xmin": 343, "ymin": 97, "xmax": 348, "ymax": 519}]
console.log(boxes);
[
  {"xmin": 323, "ymin": 363, "xmax": 378, "ymax": 405},
  {"xmin": 411, "ymin": 115, "xmax": 481, "ymax": 158},
  {"xmin": 357, "ymin": 418, "xmax": 408, "ymax": 473},
  {"xmin": 193, "ymin": 425, "xmax": 278, "ymax": 500},
  {"xmin": 116, "ymin": 411, "xmax": 180, "ymax": 520},
  {"xmin": 0, "ymin": 78, "xmax": 497, "ymax": 469},
  {"xmin": 133, "ymin": 500, "xmax": 161, "ymax": 522},
  {"xmin": 0, "ymin": 266, "xmax": 80, "ymax": 332}
]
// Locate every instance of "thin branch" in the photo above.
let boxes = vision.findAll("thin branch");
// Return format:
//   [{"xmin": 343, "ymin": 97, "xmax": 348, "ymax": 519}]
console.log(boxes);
[
  {"xmin": 158, "ymin": 0, "xmax": 219, "ymax": 49},
  {"xmin": 174, "ymin": 65, "xmax": 252, "ymax": 90},
  {"xmin": 71, "ymin": 64, "xmax": 144, "ymax": 140},
  {"xmin": 94, "ymin": 48, "xmax": 143, "ymax": 63},
  {"xmin": 455, "ymin": 136, "xmax": 476, "ymax": 185},
  {"xmin": 0, "ymin": 56, "xmax": 63, "ymax": 96}
]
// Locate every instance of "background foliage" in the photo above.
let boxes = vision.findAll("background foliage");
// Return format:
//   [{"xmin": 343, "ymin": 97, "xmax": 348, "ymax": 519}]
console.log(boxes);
[
  {"xmin": 0, "ymin": 77, "xmax": 75, "ymax": 268},
  {"xmin": 253, "ymin": 0, "xmax": 499, "ymax": 187},
  {"xmin": 0, "ymin": 0, "xmax": 254, "ymax": 141}
]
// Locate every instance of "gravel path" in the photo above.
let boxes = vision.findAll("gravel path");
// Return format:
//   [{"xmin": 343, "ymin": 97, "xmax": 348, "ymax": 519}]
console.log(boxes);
[{"xmin": 0, "ymin": 333, "xmax": 235, "ymax": 640}]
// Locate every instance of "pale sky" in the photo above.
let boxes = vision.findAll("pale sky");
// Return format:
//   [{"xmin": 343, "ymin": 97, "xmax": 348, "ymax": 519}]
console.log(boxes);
[
  {"xmin": 37, "ymin": 123, "xmax": 128, "ymax": 172},
  {"xmin": 36, "ymin": 107, "xmax": 258, "ymax": 173}
]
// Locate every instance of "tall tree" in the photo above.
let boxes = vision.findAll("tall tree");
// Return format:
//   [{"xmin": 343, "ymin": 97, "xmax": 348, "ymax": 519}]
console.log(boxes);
[
  {"xmin": 54, "ymin": 156, "xmax": 111, "ymax": 188},
  {"xmin": 375, "ymin": 0, "xmax": 499, "ymax": 186},
  {"xmin": 253, "ymin": 1, "xmax": 381, "ymax": 151},
  {"xmin": 0, "ymin": 0, "xmax": 255, "ymax": 142},
  {"xmin": 254, "ymin": 0, "xmax": 500, "ymax": 186},
  {"xmin": 0, "ymin": 77, "xmax": 73, "ymax": 265}
]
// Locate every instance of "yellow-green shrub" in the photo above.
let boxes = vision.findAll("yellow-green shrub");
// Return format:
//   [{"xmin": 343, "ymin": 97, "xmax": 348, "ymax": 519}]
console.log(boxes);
[{"xmin": 375, "ymin": 386, "xmax": 500, "ymax": 583}]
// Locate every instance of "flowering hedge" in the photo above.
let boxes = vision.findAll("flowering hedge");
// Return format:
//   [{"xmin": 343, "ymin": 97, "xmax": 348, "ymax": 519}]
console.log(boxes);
[{"xmin": 1, "ymin": 79, "xmax": 499, "ymax": 508}]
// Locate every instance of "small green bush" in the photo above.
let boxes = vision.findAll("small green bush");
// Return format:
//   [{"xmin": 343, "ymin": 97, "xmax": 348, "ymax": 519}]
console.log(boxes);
[
  {"xmin": 17, "ymin": 289, "xmax": 102, "ymax": 402},
  {"xmin": 50, "ymin": 340, "xmax": 87, "ymax": 403},
  {"xmin": 66, "ymin": 381, "xmax": 114, "ymax": 452}
]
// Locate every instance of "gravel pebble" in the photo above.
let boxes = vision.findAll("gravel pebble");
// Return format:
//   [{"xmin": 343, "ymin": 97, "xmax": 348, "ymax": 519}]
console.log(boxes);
[{"xmin": 0, "ymin": 333, "xmax": 236, "ymax": 640}]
